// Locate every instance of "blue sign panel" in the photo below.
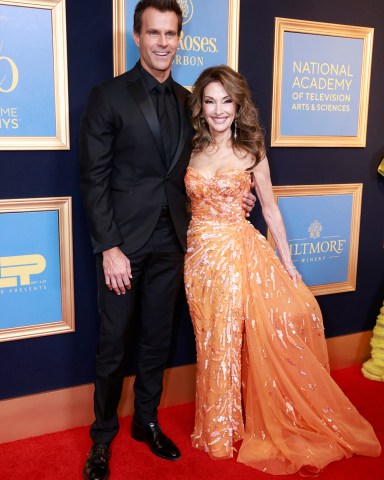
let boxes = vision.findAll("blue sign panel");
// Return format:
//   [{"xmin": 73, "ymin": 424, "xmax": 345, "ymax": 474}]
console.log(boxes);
[
  {"xmin": 0, "ymin": 211, "xmax": 62, "ymax": 328},
  {"xmin": 280, "ymin": 33, "xmax": 363, "ymax": 136},
  {"xmin": 0, "ymin": 5, "xmax": 55, "ymax": 137},
  {"xmin": 124, "ymin": 0, "xmax": 229, "ymax": 86},
  {"xmin": 277, "ymin": 194, "xmax": 353, "ymax": 286}
]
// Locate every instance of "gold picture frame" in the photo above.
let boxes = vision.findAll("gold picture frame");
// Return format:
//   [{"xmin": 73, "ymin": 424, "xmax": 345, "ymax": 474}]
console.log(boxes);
[
  {"xmin": 267, "ymin": 184, "xmax": 363, "ymax": 296},
  {"xmin": 271, "ymin": 18, "xmax": 374, "ymax": 147},
  {"xmin": 0, "ymin": 0, "xmax": 69, "ymax": 150},
  {"xmin": 112, "ymin": 0, "xmax": 240, "ymax": 89},
  {"xmin": 0, "ymin": 197, "xmax": 75, "ymax": 341}
]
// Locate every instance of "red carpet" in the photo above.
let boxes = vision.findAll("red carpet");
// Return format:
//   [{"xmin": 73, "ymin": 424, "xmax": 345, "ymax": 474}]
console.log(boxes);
[{"xmin": 0, "ymin": 366, "xmax": 383, "ymax": 479}]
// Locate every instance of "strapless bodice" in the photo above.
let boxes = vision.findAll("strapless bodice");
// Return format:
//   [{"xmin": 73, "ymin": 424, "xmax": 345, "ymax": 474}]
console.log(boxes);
[{"xmin": 185, "ymin": 166, "xmax": 251, "ymax": 223}]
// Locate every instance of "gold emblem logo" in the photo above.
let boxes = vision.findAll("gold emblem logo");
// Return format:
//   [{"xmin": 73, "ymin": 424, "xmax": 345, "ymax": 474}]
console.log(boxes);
[
  {"xmin": 308, "ymin": 220, "xmax": 323, "ymax": 239},
  {"xmin": 0, "ymin": 254, "xmax": 46, "ymax": 288},
  {"xmin": 177, "ymin": 0, "xmax": 194, "ymax": 25}
]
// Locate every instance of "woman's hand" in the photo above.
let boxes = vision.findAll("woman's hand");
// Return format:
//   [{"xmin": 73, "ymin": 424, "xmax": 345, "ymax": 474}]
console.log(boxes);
[{"xmin": 285, "ymin": 265, "xmax": 302, "ymax": 287}]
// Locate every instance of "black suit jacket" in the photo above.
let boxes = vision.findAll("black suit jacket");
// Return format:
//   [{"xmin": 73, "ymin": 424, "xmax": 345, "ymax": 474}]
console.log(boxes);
[{"xmin": 80, "ymin": 65, "xmax": 193, "ymax": 255}]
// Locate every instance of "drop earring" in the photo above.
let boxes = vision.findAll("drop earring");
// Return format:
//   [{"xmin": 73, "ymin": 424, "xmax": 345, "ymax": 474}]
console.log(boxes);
[
  {"xmin": 233, "ymin": 118, "xmax": 238, "ymax": 140},
  {"xmin": 200, "ymin": 114, "xmax": 205, "ymax": 125}
]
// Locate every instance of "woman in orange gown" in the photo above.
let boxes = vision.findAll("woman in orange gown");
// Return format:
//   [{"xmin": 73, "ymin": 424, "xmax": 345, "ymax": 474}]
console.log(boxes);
[{"xmin": 184, "ymin": 65, "xmax": 381, "ymax": 476}]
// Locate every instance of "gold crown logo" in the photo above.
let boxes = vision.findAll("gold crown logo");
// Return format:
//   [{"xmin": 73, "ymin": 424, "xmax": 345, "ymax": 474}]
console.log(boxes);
[
  {"xmin": 308, "ymin": 220, "xmax": 323, "ymax": 239},
  {"xmin": 177, "ymin": 0, "xmax": 194, "ymax": 25}
]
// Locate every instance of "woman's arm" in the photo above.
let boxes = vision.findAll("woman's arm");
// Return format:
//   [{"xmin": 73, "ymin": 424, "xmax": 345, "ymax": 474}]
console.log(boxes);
[{"xmin": 252, "ymin": 157, "xmax": 301, "ymax": 284}]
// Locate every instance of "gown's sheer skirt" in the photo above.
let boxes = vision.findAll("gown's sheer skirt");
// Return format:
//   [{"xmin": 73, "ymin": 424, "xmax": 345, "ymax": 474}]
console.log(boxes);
[{"xmin": 184, "ymin": 167, "xmax": 381, "ymax": 475}]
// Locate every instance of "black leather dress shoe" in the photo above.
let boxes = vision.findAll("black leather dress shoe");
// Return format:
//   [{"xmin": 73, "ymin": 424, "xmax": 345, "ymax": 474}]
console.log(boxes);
[
  {"xmin": 83, "ymin": 443, "xmax": 111, "ymax": 480},
  {"xmin": 131, "ymin": 421, "xmax": 181, "ymax": 460}
]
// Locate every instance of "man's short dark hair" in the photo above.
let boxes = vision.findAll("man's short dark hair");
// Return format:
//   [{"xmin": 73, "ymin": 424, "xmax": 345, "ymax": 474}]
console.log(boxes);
[{"xmin": 133, "ymin": 0, "xmax": 183, "ymax": 35}]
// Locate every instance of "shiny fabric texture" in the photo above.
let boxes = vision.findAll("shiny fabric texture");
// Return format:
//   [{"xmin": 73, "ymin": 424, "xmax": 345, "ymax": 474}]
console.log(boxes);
[{"xmin": 184, "ymin": 167, "xmax": 381, "ymax": 475}]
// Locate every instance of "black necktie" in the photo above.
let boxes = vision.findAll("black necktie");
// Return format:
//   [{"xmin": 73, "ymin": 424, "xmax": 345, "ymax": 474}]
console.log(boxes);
[{"xmin": 155, "ymin": 83, "xmax": 172, "ymax": 167}]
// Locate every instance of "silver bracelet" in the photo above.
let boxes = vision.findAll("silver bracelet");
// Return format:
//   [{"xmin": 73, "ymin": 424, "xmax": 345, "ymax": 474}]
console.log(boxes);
[{"xmin": 285, "ymin": 265, "xmax": 296, "ymax": 271}]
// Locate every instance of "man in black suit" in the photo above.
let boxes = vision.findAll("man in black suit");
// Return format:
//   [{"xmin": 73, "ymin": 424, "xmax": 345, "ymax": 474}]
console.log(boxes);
[{"xmin": 80, "ymin": 1, "xmax": 255, "ymax": 479}]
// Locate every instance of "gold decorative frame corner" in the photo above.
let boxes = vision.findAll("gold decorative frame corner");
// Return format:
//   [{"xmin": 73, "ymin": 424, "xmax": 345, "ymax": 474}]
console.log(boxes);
[
  {"xmin": 227, "ymin": 0, "xmax": 240, "ymax": 73},
  {"xmin": 113, "ymin": 0, "xmax": 126, "ymax": 77}
]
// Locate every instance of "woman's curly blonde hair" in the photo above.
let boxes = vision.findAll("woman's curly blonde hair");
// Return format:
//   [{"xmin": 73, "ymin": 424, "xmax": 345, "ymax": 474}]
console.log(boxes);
[{"xmin": 189, "ymin": 65, "xmax": 266, "ymax": 170}]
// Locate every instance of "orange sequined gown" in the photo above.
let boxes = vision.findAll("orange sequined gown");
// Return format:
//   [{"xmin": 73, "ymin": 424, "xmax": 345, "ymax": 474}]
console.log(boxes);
[{"xmin": 184, "ymin": 166, "xmax": 381, "ymax": 475}]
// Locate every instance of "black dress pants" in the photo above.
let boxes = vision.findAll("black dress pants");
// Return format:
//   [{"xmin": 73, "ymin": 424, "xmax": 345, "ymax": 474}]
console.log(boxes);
[{"xmin": 90, "ymin": 214, "xmax": 184, "ymax": 444}]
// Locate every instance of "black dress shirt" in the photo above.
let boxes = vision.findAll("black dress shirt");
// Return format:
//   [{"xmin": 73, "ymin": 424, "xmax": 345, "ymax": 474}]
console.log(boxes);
[{"xmin": 137, "ymin": 62, "xmax": 180, "ymax": 166}]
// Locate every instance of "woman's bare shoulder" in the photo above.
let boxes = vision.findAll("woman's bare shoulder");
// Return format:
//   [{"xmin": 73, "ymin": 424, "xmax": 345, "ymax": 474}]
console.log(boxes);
[{"xmin": 189, "ymin": 149, "xmax": 211, "ymax": 166}]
